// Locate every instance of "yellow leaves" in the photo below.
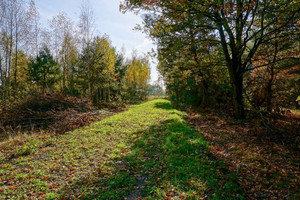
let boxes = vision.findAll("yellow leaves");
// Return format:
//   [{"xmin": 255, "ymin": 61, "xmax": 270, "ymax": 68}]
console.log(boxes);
[
  {"xmin": 125, "ymin": 56, "xmax": 150, "ymax": 90},
  {"xmin": 2, "ymin": 164, "xmax": 9, "ymax": 168}
]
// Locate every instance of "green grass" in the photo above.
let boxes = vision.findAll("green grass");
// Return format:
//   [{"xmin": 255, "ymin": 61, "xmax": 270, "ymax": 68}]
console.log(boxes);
[{"xmin": 0, "ymin": 99, "xmax": 244, "ymax": 199}]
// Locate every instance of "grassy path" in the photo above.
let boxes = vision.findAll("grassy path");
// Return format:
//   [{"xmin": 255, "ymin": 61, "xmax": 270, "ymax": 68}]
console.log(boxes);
[{"xmin": 0, "ymin": 99, "xmax": 244, "ymax": 199}]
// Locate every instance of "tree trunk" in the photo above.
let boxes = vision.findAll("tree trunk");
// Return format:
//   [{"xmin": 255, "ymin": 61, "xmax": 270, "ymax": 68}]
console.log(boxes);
[
  {"xmin": 266, "ymin": 38, "xmax": 278, "ymax": 113},
  {"xmin": 90, "ymin": 80, "xmax": 94, "ymax": 102},
  {"xmin": 63, "ymin": 64, "xmax": 66, "ymax": 91},
  {"xmin": 0, "ymin": 55, "xmax": 3, "ymax": 104},
  {"xmin": 231, "ymin": 73, "xmax": 245, "ymax": 118},
  {"xmin": 266, "ymin": 81, "xmax": 272, "ymax": 112},
  {"xmin": 42, "ymin": 72, "xmax": 46, "ymax": 94},
  {"xmin": 201, "ymin": 79, "xmax": 208, "ymax": 106},
  {"xmin": 14, "ymin": 31, "xmax": 18, "ymax": 99}
]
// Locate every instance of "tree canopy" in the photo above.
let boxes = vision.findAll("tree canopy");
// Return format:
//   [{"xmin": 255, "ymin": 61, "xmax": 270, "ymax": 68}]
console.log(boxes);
[{"xmin": 121, "ymin": 0, "xmax": 300, "ymax": 117}]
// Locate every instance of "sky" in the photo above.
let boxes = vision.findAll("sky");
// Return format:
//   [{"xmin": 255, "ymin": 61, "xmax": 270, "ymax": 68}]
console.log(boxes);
[{"xmin": 34, "ymin": 0, "xmax": 159, "ymax": 83}]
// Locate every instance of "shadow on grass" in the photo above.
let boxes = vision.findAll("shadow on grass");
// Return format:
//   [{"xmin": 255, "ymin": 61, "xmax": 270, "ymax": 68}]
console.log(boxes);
[
  {"xmin": 154, "ymin": 102, "xmax": 174, "ymax": 110},
  {"xmin": 60, "ymin": 114, "xmax": 244, "ymax": 199}
]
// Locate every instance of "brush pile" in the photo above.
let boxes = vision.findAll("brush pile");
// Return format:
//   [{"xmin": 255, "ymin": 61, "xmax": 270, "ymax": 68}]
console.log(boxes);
[{"xmin": 0, "ymin": 93, "xmax": 98, "ymax": 134}]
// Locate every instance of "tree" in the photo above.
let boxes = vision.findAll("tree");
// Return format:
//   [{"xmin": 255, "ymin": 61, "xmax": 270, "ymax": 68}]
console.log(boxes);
[
  {"xmin": 77, "ymin": 36, "xmax": 117, "ymax": 103},
  {"xmin": 78, "ymin": 0, "xmax": 95, "ymax": 49},
  {"xmin": 125, "ymin": 54, "xmax": 150, "ymax": 101},
  {"xmin": 10, "ymin": 50, "xmax": 29, "ymax": 97},
  {"xmin": 77, "ymin": 37, "xmax": 103, "ymax": 101},
  {"xmin": 25, "ymin": 0, "xmax": 40, "ymax": 57},
  {"xmin": 49, "ymin": 12, "xmax": 78, "ymax": 91},
  {"xmin": 114, "ymin": 51, "xmax": 129, "ymax": 100},
  {"xmin": 121, "ymin": 0, "xmax": 300, "ymax": 118},
  {"xmin": 59, "ymin": 33, "xmax": 78, "ymax": 94},
  {"xmin": 49, "ymin": 12, "xmax": 72, "ymax": 60},
  {"xmin": 27, "ymin": 46, "xmax": 60, "ymax": 93},
  {"xmin": 245, "ymin": 34, "xmax": 300, "ymax": 111},
  {"xmin": 0, "ymin": 0, "xmax": 32, "ymax": 101}
]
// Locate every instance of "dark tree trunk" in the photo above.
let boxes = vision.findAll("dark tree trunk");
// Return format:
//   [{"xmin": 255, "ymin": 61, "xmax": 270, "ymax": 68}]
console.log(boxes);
[
  {"xmin": 266, "ymin": 38, "xmax": 278, "ymax": 113},
  {"xmin": 201, "ymin": 79, "xmax": 208, "ymax": 106},
  {"xmin": 90, "ymin": 79, "xmax": 94, "ymax": 102},
  {"xmin": 62, "ymin": 65, "xmax": 66, "ymax": 91},
  {"xmin": 266, "ymin": 81, "xmax": 272, "ymax": 112},
  {"xmin": 230, "ymin": 72, "xmax": 245, "ymax": 119},
  {"xmin": 266, "ymin": 64, "xmax": 274, "ymax": 112},
  {"xmin": 42, "ymin": 72, "xmax": 46, "ymax": 94}
]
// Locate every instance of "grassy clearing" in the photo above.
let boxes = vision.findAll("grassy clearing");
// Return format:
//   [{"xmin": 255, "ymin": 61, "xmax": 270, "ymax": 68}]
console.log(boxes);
[{"xmin": 0, "ymin": 99, "xmax": 243, "ymax": 199}]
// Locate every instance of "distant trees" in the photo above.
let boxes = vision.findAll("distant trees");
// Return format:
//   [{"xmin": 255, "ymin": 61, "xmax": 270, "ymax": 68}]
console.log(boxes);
[
  {"xmin": 148, "ymin": 84, "xmax": 164, "ymax": 96},
  {"xmin": 125, "ymin": 55, "xmax": 150, "ymax": 101},
  {"xmin": 0, "ymin": 0, "xmax": 151, "ymax": 107},
  {"xmin": 121, "ymin": 0, "xmax": 300, "ymax": 118}
]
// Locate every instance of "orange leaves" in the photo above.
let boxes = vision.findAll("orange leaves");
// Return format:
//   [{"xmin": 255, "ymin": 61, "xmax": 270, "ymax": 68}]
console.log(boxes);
[
  {"xmin": 121, "ymin": 148, "xmax": 128, "ymax": 154},
  {"xmin": 1, "ymin": 164, "xmax": 9, "ymax": 169},
  {"xmin": 50, "ymin": 183, "xmax": 58, "ymax": 189},
  {"xmin": 106, "ymin": 172, "xmax": 112, "ymax": 176},
  {"xmin": 166, "ymin": 190, "xmax": 175, "ymax": 197}
]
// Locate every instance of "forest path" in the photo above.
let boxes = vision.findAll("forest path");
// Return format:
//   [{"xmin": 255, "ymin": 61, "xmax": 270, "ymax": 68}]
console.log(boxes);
[{"xmin": 0, "ymin": 99, "xmax": 243, "ymax": 199}]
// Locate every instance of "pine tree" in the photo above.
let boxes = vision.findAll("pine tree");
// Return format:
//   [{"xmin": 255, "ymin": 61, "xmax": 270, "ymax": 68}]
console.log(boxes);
[{"xmin": 27, "ymin": 46, "xmax": 60, "ymax": 93}]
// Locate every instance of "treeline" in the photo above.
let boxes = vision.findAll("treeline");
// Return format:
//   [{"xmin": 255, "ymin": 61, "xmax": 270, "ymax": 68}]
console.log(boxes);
[
  {"xmin": 0, "ymin": 0, "xmax": 150, "ymax": 107},
  {"xmin": 122, "ymin": 0, "xmax": 300, "ymax": 118}
]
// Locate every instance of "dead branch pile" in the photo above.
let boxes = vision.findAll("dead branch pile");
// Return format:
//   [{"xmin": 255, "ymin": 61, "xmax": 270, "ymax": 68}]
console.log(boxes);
[{"xmin": 0, "ymin": 93, "xmax": 96, "ymax": 134}]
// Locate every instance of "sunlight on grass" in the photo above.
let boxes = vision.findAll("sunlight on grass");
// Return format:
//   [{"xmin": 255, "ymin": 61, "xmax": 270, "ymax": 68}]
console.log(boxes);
[{"xmin": 0, "ymin": 99, "xmax": 243, "ymax": 199}]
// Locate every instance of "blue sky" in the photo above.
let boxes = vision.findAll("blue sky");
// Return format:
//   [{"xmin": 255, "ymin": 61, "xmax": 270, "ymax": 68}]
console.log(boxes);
[{"xmin": 35, "ymin": 0, "xmax": 158, "ymax": 83}]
